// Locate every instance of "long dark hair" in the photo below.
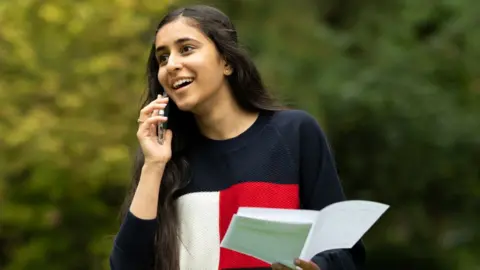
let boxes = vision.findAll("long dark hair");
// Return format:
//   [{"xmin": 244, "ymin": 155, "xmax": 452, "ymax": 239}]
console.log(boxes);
[{"xmin": 120, "ymin": 5, "xmax": 282, "ymax": 270}]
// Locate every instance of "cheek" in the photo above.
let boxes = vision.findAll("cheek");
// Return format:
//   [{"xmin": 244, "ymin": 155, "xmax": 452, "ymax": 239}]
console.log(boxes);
[
  {"xmin": 193, "ymin": 62, "xmax": 225, "ymax": 86},
  {"xmin": 157, "ymin": 68, "xmax": 167, "ymax": 88},
  {"xmin": 189, "ymin": 52, "xmax": 222, "ymax": 76}
]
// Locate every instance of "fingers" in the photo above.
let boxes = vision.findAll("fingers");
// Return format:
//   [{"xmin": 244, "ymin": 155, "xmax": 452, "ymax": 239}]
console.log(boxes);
[
  {"xmin": 294, "ymin": 259, "xmax": 321, "ymax": 270},
  {"xmin": 271, "ymin": 263, "xmax": 291, "ymax": 270},
  {"xmin": 139, "ymin": 95, "xmax": 168, "ymax": 120},
  {"xmin": 137, "ymin": 94, "xmax": 168, "ymax": 139},
  {"xmin": 136, "ymin": 116, "xmax": 168, "ymax": 139},
  {"xmin": 140, "ymin": 102, "xmax": 167, "ymax": 118},
  {"xmin": 271, "ymin": 260, "xmax": 320, "ymax": 270}
]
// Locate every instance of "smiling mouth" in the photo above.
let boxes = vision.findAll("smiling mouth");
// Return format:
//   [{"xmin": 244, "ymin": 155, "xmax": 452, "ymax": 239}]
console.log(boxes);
[{"xmin": 172, "ymin": 78, "xmax": 194, "ymax": 90}]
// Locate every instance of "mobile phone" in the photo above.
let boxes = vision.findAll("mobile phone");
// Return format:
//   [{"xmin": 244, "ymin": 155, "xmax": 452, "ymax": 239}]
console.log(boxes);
[{"xmin": 157, "ymin": 93, "xmax": 169, "ymax": 144}]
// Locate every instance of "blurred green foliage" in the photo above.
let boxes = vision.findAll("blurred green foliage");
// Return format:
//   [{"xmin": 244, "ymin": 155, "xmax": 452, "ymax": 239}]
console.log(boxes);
[{"xmin": 0, "ymin": 0, "xmax": 479, "ymax": 269}]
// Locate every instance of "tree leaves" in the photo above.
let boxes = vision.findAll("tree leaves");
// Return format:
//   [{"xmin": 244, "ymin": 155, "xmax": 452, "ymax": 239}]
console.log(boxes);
[
  {"xmin": 1, "ymin": 0, "xmax": 479, "ymax": 269},
  {"xmin": 0, "ymin": 1, "xmax": 169, "ymax": 269}
]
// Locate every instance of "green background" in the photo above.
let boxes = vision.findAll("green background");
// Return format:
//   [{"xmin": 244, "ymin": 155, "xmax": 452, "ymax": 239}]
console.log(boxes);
[{"xmin": 1, "ymin": 0, "xmax": 479, "ymax": 269}]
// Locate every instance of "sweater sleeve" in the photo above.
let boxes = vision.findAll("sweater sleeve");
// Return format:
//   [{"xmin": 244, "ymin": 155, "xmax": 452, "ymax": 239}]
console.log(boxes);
[
  {"xmin": 297, "ymin": 113, "xmax": 366, "ymax": 270},
  {"xmin": 109, "ymin": 211, "xmax": 157, "ymax": 270}
]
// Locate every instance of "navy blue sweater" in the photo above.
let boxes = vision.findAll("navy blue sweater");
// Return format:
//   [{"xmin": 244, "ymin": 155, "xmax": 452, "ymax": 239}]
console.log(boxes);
[{"xmin": 110, "ymin": 109, "xmax": 365, "ymax": 270}]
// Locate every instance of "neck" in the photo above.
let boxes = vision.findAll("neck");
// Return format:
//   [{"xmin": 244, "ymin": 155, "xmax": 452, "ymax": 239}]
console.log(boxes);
[{"xmin": 193, "ymin": 86, "xmax": 259, "ymax": 140}]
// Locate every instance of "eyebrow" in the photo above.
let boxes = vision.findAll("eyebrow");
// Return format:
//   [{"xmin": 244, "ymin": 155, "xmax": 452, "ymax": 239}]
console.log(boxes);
[{"xmin": 155, "ymin": 37, "xmax": 199, "ymax": 52}]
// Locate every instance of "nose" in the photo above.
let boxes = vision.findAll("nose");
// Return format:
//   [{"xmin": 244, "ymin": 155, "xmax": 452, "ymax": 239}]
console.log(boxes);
[{"xmin": 166, "ymin": 54, "xmax": 182, "ymax": 73}]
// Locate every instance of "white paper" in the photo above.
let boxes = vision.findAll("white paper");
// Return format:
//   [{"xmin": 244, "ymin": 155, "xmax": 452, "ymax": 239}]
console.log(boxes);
[
  {"xmin": 220, "ymin": 200, "xmax": 389, "ymax": 269},
  {"xmin": 300, "ymin": 200, "xmax": 389, "ymax": 260},
  {"xmin": 221, "ymin": 214, "xmax": 312, "ymax": 268},
  {"xmin": 237, "ymin": 207, "xmax": 318, "ymax": 223}
]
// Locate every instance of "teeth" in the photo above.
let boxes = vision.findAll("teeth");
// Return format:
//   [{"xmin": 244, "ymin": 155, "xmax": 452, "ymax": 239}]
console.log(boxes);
[{"xmin": 172, "ymin": 78, "xmax": 193, "ymax": 89}]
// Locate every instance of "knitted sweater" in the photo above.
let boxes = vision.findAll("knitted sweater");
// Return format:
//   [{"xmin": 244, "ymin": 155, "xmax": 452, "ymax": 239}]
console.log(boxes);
[{"xmin": 110, "ymin": 109, "xmax": 365, "ymax": 270}]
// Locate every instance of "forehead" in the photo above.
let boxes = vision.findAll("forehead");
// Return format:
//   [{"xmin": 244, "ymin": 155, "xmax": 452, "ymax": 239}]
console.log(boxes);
[{"xmin": 155, "ymin": 18, "xmax": 208, "ymax": 48}]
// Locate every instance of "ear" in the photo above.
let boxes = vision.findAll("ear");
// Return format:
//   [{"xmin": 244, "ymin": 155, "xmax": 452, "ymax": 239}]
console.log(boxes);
[
  {"xmin": 223, "ymin": 62, "xmax": 233, "ymax": 76},
  {"xmin": 222, "ymin": 57, "xmax": 233, "ymax": 76}
]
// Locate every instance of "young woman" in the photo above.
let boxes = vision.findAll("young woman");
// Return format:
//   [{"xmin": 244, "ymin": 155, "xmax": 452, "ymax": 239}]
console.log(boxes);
[{"xmin": 110, "ymin": 4, "xmax": 365, "ymax": 270}]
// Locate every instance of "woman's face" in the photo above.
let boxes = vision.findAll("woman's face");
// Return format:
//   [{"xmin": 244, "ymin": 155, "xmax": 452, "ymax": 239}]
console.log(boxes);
[{"xmin": 155, "ymin": 18, "xmax": 230, "ymax": 113}]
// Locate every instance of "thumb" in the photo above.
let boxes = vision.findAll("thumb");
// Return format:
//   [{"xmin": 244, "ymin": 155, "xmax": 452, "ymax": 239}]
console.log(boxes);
[{"xmin": 164, "ymin": 129, "xmax": 173, "ymax": 146}]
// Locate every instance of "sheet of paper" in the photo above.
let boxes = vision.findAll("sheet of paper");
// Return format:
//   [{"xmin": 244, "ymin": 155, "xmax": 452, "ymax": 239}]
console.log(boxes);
[
  {"xmin": 237, "ymin": 207, "xmax": 318, "ymax": 223},
  {"xmin": 220, "ymin": 214, "xmax": 312, "ymax": 268},
  {"xmin": 301, "ymin": 200, "xmax": 389, "ymax": 260}
]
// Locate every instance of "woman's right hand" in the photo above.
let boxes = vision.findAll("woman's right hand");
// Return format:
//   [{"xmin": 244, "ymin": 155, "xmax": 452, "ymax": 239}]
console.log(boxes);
[{"xmin": 136, "ymin": 94, "xmax": 173, "ymax": 165}]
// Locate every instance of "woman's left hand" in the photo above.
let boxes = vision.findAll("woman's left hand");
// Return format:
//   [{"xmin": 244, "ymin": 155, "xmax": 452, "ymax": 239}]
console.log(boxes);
[{"xmin": 271, "ymin": 259, "xmax": 320, "ymax": 270}]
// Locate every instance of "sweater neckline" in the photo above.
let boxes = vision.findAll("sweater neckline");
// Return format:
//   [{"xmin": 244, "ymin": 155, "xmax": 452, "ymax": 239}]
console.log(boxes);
[{"xmin": 197, "ymin": 110, "xmax": 272, "ymax": 154}]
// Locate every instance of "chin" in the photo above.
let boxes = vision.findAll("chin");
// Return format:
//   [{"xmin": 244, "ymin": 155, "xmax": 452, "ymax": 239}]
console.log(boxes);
[{"xmin": 174, "ymin": 100, "xmax": 197, "ymax": 112}]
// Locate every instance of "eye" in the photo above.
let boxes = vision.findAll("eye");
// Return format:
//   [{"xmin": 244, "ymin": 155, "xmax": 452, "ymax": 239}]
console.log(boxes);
[
  {"xmin": 157, "ymin": 54, "xmax": 169, "ymax": 65},
  {"xmin": 180, "ymin": 45, "xmax": 194, "ymax": 54}
]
